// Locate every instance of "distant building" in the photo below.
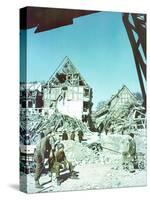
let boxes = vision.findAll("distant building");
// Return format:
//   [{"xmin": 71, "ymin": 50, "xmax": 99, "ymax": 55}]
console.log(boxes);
[
  {"xmin": 43, "ymin": 57, "xmax": 93, "ymax": 125},
  {"xmin": 94, "ymin": 85, "xmax": 145, "ymax": 133}
]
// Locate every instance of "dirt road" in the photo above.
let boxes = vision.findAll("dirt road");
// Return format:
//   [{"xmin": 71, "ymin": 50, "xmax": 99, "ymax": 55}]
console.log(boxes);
[{"xmin": 21, "ymin": 161, "xmax": 146, "ymax": 193}]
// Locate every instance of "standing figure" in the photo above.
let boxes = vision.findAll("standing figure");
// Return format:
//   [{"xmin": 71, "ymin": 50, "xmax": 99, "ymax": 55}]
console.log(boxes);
[
  {"xmin": 70, "ymin": 131, "xmax": 75, "ymax": 141},
  {"xmin": 121, "ymin": 133, "xmax": 136, "ymax": 173},
  {"xmin": 34, "ymin": 133, "xmax": 55, "ymax": 188},
  {"xmin": 104, "ymin": 127, "xmax": 109, "ymax": 135},
  {"xmin": 128, "ymin": 133, "xmax": 136, "ymax": 173},
  {"xmin": 62, "ymin": 130, "xmax": 68, "ymax": 140},
  {"xmin": 78, "ymin": 130, "xmax": 83, "ymax": 143}
]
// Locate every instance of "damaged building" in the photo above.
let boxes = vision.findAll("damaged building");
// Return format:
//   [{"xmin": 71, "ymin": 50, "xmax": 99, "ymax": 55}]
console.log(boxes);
[
  {"xmin": 20, "ymin": 57, "xmax": 93, "ymax": 146},
  {"xmin": 20, "ymin": 82, "xmax": 44, "ymax": 115},
  {"xmin": 43, "ymin": 57, "xmax": 93, "ymax": 126},
  {"xmin": 93, "ymin": 85, "xmax": 146, "ymax": 134},
  {"xmin": 20, "ymin": 82, "xmax": 44, "ymax": 148}
]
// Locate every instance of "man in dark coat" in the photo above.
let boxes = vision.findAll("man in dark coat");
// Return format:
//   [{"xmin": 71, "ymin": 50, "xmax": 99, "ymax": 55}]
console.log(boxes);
[
  {"xmin": 78, "ymin": 130, "xmax": 83, "ymax": 143},
  {"xmin": 62, "ymin": 130, "xmax": 68, "ymax": 140},
  {"xmin": 34, "ymin": 133, "xmax": 55, "ymax": 188},
  {"xmin": 70, "ymin": 131, "xmax": 75, "ymax": 141}
]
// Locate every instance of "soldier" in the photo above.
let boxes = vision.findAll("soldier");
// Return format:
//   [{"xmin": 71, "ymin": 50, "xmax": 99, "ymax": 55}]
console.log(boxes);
[
  {"xmin": 128, "ymin": 133, "xmax": 136, "ymax": 173},
  {"xmin": 121, "ymin": 133, "xmax": 136, "ymax": 173},
  {"xmin": 50, "ymin": 143, "xmax": 77, "ymax": 186},
  {"xmin": 78, "ymin": 130, "xmax": 83, "ymax": 143},
  {"xmin": 34, "ymin": 132, "xmax": 56, "ymax": 188},
  {"xmin": 62, "ymin": 130, "xmax": 68, "ymax": 140},
  {"xmin": 104, "ymin": 127, "xmax": 109, "ymax": 135},
  {"xmin": 70, "ymin": 131, "xmax": 75, "ymax": 141}
]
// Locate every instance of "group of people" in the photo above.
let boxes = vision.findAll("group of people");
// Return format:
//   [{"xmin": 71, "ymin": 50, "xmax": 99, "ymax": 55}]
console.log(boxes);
[
  {"xmin": 34, "ymin": 131, "xmax": 78, "ymax": 189},
  {"xmin": 34, "ymin": 129, "xmax": 138, "ymax": 189},
  {"xmin": 62, "ymin": 130, "xmax": 84, "ymax": 143}
]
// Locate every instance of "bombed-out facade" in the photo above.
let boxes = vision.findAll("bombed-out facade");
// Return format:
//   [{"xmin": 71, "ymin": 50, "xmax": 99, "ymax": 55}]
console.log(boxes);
[
  {"xmin": 43, "ymin": 57, "xmax": 93, "ymax": 125},
  {"xmin": 94, "ymin": 85, "xmax": 146, "ymax": 134}
]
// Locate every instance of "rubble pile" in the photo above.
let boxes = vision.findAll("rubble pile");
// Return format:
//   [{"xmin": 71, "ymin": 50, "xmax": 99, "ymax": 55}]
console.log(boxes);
[
  {"xmin": 94, "ymin": 85, "xmax": 146, "ymax": 134},
  {"xmin": 62, "ymin": 140, "xmax": 102, "ymax": 165},
  {"xmin": 112, "ymin": 104, "xmax": 146, "ymax": 133},
  {"xmin": 20, "ymin": 110, "xmax": 89, "ymax": 144},
  {"xmin": 37, "ymin": 110, "xmax": 88, "ymax": 134},
  {"xmin": 20, "ymin": 113, "xmax": 43, "ymax": 144},
  {"xmin": 20, "ymin": 113, "xmax": 43, "ymax": 132},
  {"xmin": 62, "ymin": 139, "xmax": 121, "ymax": 168}
]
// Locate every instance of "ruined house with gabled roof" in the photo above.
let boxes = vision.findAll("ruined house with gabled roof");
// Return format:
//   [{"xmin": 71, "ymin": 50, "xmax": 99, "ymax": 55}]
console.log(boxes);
[
  {"xmin": 93, "ymin": 85, "xmax": 146, "ymax": 134},
  {"xmin": 43, "ymin": 57, "xmax": 93, "ymax": 126}
]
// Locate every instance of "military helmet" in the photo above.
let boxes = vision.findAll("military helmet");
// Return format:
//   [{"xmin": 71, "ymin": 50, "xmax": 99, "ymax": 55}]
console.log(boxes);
[{"xmin": 129, "ymin": 133, "xmax": 134, "ymax": 138}]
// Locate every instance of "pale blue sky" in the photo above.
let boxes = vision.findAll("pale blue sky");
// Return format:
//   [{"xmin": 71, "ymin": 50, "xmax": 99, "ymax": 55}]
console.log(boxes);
[{"xmin": 20, "ymin": 11, "xmax": 141, "ymax": 109}]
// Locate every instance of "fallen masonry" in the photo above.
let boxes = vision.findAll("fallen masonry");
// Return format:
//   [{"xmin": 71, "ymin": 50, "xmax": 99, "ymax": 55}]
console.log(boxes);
[
  {"xmin": 20, "ymin": 133, "xmax": 147, "ymax": 193},
  {"xmin": 20, "ymin": 110, "xmax": 89, "ymax": 145},
  {"xmin": 20, "ymin": 80, "xmax": 146, "ymax": 192},
  {"xmin": 93, "ymin": 85, "xmax": 146, "ymax": 134}
]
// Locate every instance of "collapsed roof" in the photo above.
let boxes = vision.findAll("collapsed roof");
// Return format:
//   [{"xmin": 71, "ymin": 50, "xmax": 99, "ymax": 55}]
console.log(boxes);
[
  {"xmin": 94, "ymin": 85, "xmax": 146, "ymax": 133},
  {"xmin": 46, "ymin": 57, "xmax": 90, "ymax": 88}
]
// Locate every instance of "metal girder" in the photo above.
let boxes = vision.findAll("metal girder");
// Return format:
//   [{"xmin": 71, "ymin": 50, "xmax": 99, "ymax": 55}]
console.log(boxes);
[
  {"xmin": 20, "ymin": 7, "xmax": 98, "ymax": 33},
  {"xmin": 123, "ymin": 13, "xmax": 146, "ymax": 108}
]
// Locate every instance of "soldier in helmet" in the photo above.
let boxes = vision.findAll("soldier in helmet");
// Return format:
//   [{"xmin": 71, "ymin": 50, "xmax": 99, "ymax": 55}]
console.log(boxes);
[
  {"xmin": 70, "ymin": 131, "xmax": 75, "ymax": 141},
  {"xmin": 62, "ymin": 130, "xmax": 68, "ymax": 140},
  {"xmin": 78, "ymin": 130, "xmax": 83, "ymax": 143},
  {"xmin": 121, "ymin": 133, "xmax": 137, "ymax": 173},
  {"xmin": 34, "ymin": 132, "xmax": 56, "ymax": 188},
  {"xmin": 128, "ymin": 133, "xmax": 136, "ymax": 173},
  {"xmin": 50, "ymin": 143, "xmax": 77, "ymax": 185}
]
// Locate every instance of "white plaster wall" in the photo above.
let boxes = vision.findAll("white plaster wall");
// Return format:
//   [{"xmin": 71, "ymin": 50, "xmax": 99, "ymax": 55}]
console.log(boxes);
[{"xmin": 57, "ymin": 99, "xmax": 83, "ymax": 120}]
